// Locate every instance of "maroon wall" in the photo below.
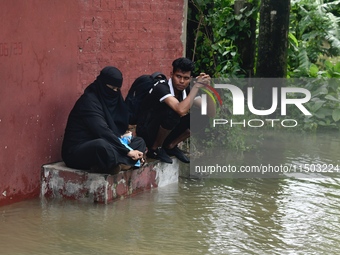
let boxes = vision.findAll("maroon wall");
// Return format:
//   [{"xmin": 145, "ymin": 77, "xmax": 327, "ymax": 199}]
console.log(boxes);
[{"xmin": 0, "ymin": 0, "xmax": 185, "ymax": 206}]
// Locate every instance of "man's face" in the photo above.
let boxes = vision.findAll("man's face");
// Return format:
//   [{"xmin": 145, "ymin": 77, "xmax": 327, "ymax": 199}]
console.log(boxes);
[{"xmin": 171, "ymin": 70, "xmax": 191, "ymax": 91}]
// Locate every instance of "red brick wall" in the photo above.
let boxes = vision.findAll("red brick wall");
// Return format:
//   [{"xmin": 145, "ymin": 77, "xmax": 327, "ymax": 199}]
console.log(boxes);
[
  {"xmin": 78, "ymin": 0, "xmax": 185, "ymax": 95},
  {"xmin": 0, "ymin": 0, "xmax": 185, "ymax": 206}
]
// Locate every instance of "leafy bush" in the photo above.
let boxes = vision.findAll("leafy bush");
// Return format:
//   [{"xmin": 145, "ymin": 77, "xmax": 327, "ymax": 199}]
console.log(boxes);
[{"xmin": 188, "ymin": 0, "xmax": 258, "ymax": 77}]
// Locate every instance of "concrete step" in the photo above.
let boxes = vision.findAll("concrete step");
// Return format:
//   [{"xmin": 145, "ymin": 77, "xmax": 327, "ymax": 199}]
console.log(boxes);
[{"xmin": 41, "ymin": 159, "xmax": 180, "ymax": 204}]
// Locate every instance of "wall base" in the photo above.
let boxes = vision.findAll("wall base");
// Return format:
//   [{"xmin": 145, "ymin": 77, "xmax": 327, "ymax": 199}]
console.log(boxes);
[{"xmin": 41, "ymin": 159, "xmax": 179, "ymax": 204}]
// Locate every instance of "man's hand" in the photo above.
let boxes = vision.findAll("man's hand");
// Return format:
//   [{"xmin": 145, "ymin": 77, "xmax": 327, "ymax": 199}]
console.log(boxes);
[{"xmin": 195, "ymin": 73, "xmax": 211, "ymax": 88}]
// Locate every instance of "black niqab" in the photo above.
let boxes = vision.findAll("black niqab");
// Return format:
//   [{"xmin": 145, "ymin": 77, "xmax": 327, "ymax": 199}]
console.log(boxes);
[{"xmin": 85, "ymin": 66, "xmax": 129, "ymax": 135}]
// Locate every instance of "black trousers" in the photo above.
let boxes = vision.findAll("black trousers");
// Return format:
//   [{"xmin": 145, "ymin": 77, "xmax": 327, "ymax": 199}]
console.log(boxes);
[
  {"xmin": 63, "ymin": 137, "xmax": 146, "ymax": 173},
  {"xmin": 136, "ymin": 106, "xmax": 190, "ymax": 149}
]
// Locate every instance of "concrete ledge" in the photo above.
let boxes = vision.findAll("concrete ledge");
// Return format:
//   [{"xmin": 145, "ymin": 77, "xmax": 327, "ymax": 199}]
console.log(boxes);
[{"xmin": 41, "ymin": 159, "xmax": 180, "ymax": 204}]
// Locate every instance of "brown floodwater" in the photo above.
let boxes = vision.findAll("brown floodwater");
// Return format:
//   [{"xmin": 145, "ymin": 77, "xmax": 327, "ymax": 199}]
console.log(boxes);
[{"xmin": 1, "ymin": 131, "xmax": 340, "ymax": 255}]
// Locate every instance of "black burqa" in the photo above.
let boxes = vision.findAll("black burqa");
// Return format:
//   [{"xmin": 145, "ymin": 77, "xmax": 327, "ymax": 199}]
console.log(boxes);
[{"xmin": 62, "ymin": 66, "xmax": 146, "ymax": 173}]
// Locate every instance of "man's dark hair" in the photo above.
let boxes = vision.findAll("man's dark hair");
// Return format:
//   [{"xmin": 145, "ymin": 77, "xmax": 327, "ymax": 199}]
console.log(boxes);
[{"xmin": 172, "ymin": 57, "xmax": 195, "ymax": 73}]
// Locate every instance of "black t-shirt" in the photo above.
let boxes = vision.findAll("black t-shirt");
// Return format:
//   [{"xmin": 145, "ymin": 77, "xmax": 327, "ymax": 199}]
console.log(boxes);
[{"xmin": 140, "ymin": 78, "xmax": 190, "ymax": 115}]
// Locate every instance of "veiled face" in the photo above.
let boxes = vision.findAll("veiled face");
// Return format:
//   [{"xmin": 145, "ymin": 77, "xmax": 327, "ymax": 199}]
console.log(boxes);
[
  {"xmin": 99, "ymin": 66, "xmax": 123, "ymax": 88},
  {"xmin": 106, "ymin": 84, "xmax": 120, "ymax": 92}
]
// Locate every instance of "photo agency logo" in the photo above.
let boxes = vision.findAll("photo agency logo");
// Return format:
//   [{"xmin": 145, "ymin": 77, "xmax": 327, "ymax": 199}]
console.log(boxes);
[{"xmin": 200, "ymin": 79, "xmax": 312, "ymax": 128}]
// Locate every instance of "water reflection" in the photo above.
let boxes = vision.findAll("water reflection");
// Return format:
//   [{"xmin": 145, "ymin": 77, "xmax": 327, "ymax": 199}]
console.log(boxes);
[
  {"xmin": 1, "ymin": 132, "xmax": 340, "ymax": 254},
  {"xmin": 192, "ymin": 130, "xmax": 340, "ymax": 179}
]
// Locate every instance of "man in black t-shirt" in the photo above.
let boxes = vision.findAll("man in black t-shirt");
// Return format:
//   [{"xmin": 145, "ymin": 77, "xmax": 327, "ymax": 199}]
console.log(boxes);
[{"xmin": 136, "ymin": 58, "xmax": 215, "ymax": 164}]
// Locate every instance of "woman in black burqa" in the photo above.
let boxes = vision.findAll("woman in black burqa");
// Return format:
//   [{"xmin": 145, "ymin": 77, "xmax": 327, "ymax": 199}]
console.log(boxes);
[{"xmin": 62, "ymin": 66, "xmax": 146, "ymax": 173}]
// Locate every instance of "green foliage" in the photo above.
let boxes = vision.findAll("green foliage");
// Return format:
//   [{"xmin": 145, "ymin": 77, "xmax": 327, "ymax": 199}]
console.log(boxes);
[
  {"xmin": 188, "ymin": 0, "xmax": 258, "ymax": 77},
  {"xmin": 288, "ymin": 0, "xmax": 340, "ymax": 77},
  {"xmin": 188, "ymin": 0, "xmax": 340, "ymax": 152},
  {"xmin": 190, "ymin": 109, "xmax": 258, "ymax": 152},
  {"xmin": 288, "ymin": 64, "xmax": 340, "ymax": 131},
  {"xmin": 191, "ymin": 77, "xmax": 263, "ymax": 152},
  {"xmin": 190, "ymin": 0, "xmax": 340, "ymax": 78}
]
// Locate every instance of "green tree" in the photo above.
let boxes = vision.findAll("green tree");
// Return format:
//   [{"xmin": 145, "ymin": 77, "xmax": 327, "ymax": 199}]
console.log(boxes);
[
  {"xmin": 288, "ymin": 0, "xmax": 340, "ymax": 77},
  {"xmin": 186, "ymin": 0, "xmax": 259, "ymax": 77},
  {"xmin": 253, "ymin": 0, "xmax": 290, "ymax": 112},
  {"xmin": 255, "ymin": 0, "xmax": 290, "ymax": 78}
]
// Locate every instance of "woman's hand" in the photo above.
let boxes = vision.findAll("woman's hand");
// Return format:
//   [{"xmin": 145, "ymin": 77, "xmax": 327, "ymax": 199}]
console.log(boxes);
[{"xmin": 127, "ymin": 150, "xmax": 144, "ymax": 161}]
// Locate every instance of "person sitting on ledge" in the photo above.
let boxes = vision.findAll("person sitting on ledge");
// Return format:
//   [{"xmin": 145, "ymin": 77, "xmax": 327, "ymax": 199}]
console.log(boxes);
[
  {"xmin": 62, "ymin": 66, "xmax": 146, "ymax": 174},
  {"xmin": 136, "ymin": 57, "xmax": 216, "ymax": 164}
]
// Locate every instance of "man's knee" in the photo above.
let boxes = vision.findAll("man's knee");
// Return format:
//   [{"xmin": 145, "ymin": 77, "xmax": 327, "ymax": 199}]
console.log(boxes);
[{"xmin": 160, "ymin": 108, "xmax": 180, "ymax": 130}]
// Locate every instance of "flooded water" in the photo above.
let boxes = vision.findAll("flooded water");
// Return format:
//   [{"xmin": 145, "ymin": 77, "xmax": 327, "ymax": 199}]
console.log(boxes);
[{"xmin": 1, "ymin": 131, "xmax": 340, "ymax": 255}]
